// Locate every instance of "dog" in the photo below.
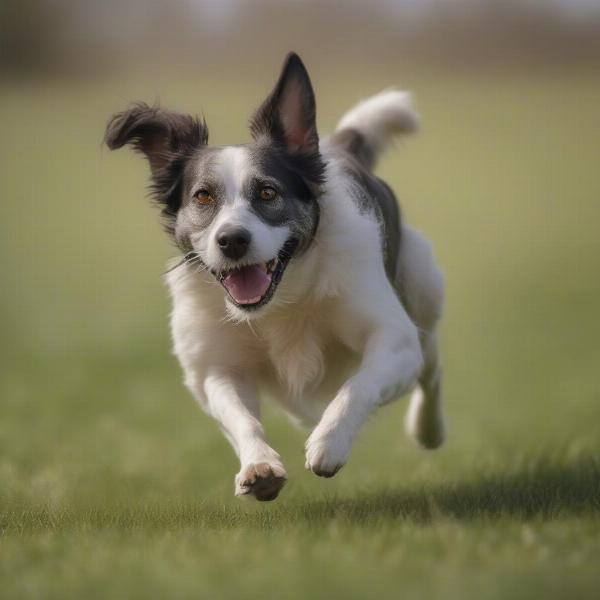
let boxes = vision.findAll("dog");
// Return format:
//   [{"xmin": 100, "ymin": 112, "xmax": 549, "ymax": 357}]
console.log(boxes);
[{"xmin": 105, "ymin": 52, "xmax": 445, "ymax": 501}]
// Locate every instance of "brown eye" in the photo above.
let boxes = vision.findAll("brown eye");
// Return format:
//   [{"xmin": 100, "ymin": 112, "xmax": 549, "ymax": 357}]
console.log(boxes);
[
  {"xmin": 194, "ymin": 190, "xmax": 214, "ymax": 205},
  {"xmin": 260, "ymin": 186, "xmax": 277, "ymax": 201}
]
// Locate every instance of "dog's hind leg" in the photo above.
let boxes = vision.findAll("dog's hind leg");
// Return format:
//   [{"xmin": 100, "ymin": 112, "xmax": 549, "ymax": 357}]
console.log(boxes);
[
  {"xmin": 405, "ymin": 330, "xmax": 445, "ymax": 449},
  {"xmin": 397, "ymin": 226, "xmax": 446, "ymax": 449}
]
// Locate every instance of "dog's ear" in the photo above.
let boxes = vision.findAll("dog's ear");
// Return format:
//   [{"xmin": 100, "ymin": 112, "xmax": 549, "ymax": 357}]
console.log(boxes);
[
  {"xmin": 104, "ymin": 102, "xmax": 208, "ymax": 174},
  {"xmin": 251, "ymin": 52, "xmax": 319, "ymax": 156},
  {"xmin": 105, "ymin": 103, "xmax": 208, "ymax": 231}
]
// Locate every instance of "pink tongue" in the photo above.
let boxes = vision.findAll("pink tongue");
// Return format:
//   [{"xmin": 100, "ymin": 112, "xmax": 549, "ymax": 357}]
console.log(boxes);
[{"xmin": 223, "ymin": 265, "xmax": 272, "ymax": 304}]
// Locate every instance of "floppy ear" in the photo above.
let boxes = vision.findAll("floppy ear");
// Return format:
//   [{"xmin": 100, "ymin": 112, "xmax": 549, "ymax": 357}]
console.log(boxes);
[
  {"xmin": 104, "ymin": 103, "xmax": 208, "ymax": 231},
  {"xmin": 104, "ymin": 102, "xmax": 208, "ymax": 174},
  {"xmin": 250, "ymin": 52, "xmax": 319, "ymax": 155}
]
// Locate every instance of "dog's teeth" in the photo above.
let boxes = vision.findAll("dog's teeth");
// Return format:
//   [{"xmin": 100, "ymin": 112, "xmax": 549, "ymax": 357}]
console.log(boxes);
[{"xmin": 259, "ymin": 263, "xmax": 268, "ymax": 273}]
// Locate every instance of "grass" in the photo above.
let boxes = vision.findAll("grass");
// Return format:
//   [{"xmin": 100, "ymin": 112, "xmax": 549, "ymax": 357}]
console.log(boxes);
[{"xmin": 1, "ymin": 65, "xmax": 599, "ymax": 598}]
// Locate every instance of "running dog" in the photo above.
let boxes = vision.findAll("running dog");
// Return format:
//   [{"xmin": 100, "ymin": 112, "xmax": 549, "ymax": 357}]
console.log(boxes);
[{"xmin": 104, "ymin": 52, "xmax": 445, "ymax": 501}]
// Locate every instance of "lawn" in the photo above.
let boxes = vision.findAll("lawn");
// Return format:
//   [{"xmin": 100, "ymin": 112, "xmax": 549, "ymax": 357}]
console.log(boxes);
[{"xmin": 1, "ymin": 66, "xmax": 599, "ymax": 599}]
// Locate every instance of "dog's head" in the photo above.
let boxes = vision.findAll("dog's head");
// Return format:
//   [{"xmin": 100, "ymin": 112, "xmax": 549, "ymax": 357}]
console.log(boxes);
[{"xmin": 105, "ymin": 53, "xmax": 324, "ymax": 317}]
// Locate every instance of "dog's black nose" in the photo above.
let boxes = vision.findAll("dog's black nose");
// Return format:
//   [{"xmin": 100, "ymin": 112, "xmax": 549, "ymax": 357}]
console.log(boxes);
[{"xmin": 216, "ymin": 226, "xmax": 252, "ymax": 260}]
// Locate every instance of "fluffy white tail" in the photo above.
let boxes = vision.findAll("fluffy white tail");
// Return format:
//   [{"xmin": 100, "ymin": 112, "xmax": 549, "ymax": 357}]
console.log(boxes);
[{"xmin": 333, "ymin": 90, "xmax": 419, "ymax": 170}]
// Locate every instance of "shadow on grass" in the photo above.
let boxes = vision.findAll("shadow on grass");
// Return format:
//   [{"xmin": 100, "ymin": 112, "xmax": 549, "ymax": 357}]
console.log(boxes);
[
  {"xmin": 302, "ymin": 454, "xmax": 600, "ymax": 525},
  {"xmin": 2, "ymin": 455, "xmax": 599, "ymax": 532}
]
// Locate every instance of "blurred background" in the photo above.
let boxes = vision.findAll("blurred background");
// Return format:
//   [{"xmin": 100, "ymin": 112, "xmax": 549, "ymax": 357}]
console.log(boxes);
[{"xmin": 1, "ymin": 1, "xmax": 599, "ymax": 597}]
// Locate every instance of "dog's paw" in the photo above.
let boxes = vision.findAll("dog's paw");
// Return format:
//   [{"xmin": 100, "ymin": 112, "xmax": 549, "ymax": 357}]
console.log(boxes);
[
  {"xmin": 235, "ymin": 462, "xmax": 287, "ymax": 501},
  {"xmin": 304, "ymin": 428, "xmax": 352, "ymax": 478}
]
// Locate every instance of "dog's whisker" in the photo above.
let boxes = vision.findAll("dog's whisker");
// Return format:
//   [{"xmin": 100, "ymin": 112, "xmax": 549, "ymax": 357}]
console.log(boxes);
[
  {"xmin": 163, "ymin": 251, "xmax": 207, "ymax": 275},
  {"xmin": 245, "ymin": 319, "xmax": 262, "ymax": 339}
]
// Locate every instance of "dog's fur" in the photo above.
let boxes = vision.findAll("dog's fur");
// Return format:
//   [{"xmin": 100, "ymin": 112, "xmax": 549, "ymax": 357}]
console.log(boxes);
[{"xmin": 105, "ymin": 53, "xmax": 445, "ymax": 501}]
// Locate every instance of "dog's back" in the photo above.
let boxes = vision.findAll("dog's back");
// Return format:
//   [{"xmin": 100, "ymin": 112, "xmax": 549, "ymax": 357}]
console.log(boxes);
[{"xmin": 327, "ymin": 91, "xmax": 419, "ymax": 282}]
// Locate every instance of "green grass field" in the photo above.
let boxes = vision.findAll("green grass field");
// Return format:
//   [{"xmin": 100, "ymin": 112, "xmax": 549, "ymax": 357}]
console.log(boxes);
[{"xmin": 1, "ymin": 67, "xmax": 599, "ymax": 598}]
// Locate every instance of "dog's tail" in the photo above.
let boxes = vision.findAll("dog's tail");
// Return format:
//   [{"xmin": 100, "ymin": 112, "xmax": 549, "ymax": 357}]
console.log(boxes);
[{"xmin": 330, "ymin": 90, "xmax": 419, "ymax": 171}]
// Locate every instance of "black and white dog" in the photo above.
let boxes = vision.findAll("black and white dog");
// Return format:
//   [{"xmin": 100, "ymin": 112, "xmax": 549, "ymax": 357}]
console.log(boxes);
[{"xmin": 105, "ymin": 53, "xmax": 445, "ymax": 501}]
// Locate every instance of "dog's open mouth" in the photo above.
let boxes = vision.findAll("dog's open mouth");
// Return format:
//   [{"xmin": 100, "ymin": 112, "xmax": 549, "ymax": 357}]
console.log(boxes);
[
  {"xmin": 220, "ymin": 259, "xmax": 276, "ymax": 305},
  {"xmin": 217, "ymin": 239, "xmax": 298, "ymax": 310}
]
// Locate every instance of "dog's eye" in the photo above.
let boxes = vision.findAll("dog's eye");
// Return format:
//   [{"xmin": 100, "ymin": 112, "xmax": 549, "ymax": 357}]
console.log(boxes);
[
  {"xmin": 194, "ymin": 190, "xmax": 214, "ymax": 205},
  {"xmin": 260, "ymin": 187, "xmax": 277, "ymax": 201}
]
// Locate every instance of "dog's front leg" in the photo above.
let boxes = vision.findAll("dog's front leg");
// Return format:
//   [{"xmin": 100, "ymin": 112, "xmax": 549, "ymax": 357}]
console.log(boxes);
[
  {"xmin": 305, "ymin": 308, "xmax": 423, "ymax": 477},
  {"xmin": 193, "ymin": 368, "xmax": 287, "ymax": 501}
]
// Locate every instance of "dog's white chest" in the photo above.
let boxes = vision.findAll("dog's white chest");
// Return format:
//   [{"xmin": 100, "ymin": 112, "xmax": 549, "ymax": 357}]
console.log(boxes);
[
  {"xmin": 255, "ymin": 306, "xmax": 359, "ymax": 423},
  {"xmin": 258, "ymin": 307, "xmax": 330, "ymax": 396}
]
